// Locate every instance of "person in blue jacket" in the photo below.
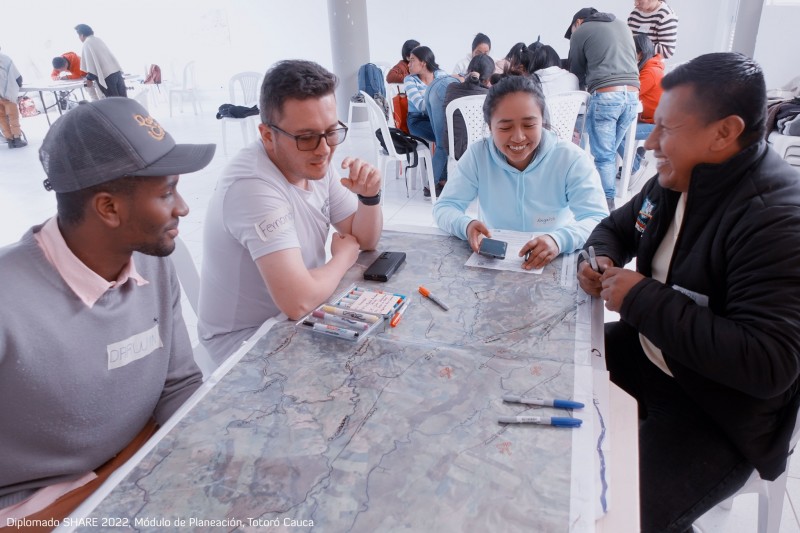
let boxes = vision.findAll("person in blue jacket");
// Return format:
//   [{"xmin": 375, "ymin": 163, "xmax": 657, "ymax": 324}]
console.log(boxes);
[{"xmin": 433, "ymin": 74, "xmax": 608, "ymax": 269}]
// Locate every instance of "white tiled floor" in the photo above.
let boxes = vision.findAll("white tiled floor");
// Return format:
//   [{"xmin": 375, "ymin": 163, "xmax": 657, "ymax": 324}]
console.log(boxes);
[{"xmin": 1, "ymin": 95, "xmax": 798, "ymax": 532}]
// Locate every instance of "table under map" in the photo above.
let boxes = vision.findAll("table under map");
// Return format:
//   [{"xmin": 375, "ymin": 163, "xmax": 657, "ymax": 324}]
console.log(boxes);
[{"xmin": 78, "ymin": 229, "xmax": 602, "ymax": 532}]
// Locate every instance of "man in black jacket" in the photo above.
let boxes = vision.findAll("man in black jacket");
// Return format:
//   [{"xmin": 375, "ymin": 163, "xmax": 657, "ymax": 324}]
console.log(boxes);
[{"xmin": 578, "ymin": 52, "xmax": 800, "ymax": 532}]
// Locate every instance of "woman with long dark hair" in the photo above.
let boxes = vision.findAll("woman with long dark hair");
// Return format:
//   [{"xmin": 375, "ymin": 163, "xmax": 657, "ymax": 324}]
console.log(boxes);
[{"xmin": 404, "ymin": 46, "xmax": 450, "ymax": 198}]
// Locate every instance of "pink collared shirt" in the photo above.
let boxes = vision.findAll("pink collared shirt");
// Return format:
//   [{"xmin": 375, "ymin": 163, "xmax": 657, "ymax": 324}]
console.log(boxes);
[{"xmin": 33, "ymin": 216, "xmax": 149, "ymax": 308}]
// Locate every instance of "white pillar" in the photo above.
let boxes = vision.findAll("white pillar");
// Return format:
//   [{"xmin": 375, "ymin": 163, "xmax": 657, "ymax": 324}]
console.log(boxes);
[
  {"xmin": 327, "ymin": 0, "xmax": 371, "ymax": 120},
  {"xmin": 730, "ymin": 0, "xmax": 765, "ymax": 57}
]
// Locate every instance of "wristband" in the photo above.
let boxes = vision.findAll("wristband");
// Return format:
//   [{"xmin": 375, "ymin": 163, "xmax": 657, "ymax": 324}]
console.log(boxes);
[{"xmin": 357, "ymin": 192, "xmax": 381, "ymax": 206}]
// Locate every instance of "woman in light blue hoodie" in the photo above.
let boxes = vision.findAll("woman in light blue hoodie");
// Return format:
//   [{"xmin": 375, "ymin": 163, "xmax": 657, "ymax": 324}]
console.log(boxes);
[{"xmin": 433, "ymin": 75, "xmax": 608, "ymax": 270}]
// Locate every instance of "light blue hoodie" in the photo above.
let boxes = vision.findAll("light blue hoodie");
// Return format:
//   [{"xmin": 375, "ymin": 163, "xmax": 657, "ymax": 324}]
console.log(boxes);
[{"xmin": 433, "ymin": 128, "xmax": 608, "ymax": 253}]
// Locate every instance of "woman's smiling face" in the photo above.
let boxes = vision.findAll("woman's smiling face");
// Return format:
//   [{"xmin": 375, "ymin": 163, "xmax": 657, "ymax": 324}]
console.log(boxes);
[{"xmin": 489, "ymin": 91, "xmax": 543, "ymax": 171}]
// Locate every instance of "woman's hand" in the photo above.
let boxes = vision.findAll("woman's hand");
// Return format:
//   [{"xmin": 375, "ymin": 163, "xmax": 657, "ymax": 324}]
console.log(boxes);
[{"xmin": 520, "ymin": 235, "xmax": 559, "ymax": 270}]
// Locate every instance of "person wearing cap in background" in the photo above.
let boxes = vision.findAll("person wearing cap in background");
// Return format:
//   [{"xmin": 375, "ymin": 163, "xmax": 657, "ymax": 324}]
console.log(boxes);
[
  {"xmin": 0, "ymin": 47, "xmax": 27, "ymax": 149},
  {"xmin": 566, "ymin": 7, "xmax": 639, "ymax": 211},
  {"xmin": 0, "ymin": 98, "xmax": 215, "ymax": 526},
  {"xmin": 451, "ymin": 32, "xmax": 492, "ymax": 82}
]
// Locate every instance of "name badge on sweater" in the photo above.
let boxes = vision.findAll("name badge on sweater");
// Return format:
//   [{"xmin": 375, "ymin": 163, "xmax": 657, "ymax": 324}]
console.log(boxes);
[{"xmin": 107, "ymin": 324, "xmax": 163, "ymax": 370}]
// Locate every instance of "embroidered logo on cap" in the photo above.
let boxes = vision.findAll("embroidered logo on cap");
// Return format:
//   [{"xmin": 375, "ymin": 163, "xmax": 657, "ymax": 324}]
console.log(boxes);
[{"xmin": 133, "ymin": 113, "xmax": 166, "ymax": 141}]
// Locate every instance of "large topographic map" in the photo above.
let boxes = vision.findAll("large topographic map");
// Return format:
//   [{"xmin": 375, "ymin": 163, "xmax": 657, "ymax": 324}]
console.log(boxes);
[{"xmin": 81, "ymin": 230, "xmax": 598, "ymax": 532}]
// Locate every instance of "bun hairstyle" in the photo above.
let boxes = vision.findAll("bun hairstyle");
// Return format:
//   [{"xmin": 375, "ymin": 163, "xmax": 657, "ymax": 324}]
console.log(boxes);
[{"xmin": 465, "ymin": 54, "xmax": 495, "ymax": 86}]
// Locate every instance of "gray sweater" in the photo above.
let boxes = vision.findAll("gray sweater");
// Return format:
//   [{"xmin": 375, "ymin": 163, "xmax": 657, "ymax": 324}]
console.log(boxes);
[
  {"xmin": 0, "ymin": 226, "xmax": 202, "ymax": 505},
  {"xmin": 568, "ymin": 12, "xmax": 640, "ymax": 93}
]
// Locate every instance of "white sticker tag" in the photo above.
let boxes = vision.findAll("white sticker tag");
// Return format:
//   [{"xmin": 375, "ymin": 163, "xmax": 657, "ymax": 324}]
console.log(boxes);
[
  {"xmin": 672, "ymin": 285, "xmax": 709, "ymax": 307},
  {"xmin": 107, "ymin": 324, "xmax": 163, "ymax": 370},
  {"xmin": 255, "ymin": 205, "xmax": 295, "ymax": 242}
]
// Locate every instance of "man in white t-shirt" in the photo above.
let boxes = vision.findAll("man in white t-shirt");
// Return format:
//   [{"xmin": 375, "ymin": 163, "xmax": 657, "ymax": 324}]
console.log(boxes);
[{"xmin": 198, "ymin": 60, "xmax": 383, "ymax": 362}]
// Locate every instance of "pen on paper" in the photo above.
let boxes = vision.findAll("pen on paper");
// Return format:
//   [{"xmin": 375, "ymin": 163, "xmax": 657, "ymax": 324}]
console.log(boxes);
[
  {"xmin": 498, "ymin": 415, "xmax": 582, "ymax": 428},
  {"xmin": 502, "ymin": 395, "xmax": 584, "ymax": 409},
  {"xmin": 302, "ymin": 320, "xmax": 360, "ymax": 340},
  {"xmin": 418, "ymin": 286, "xmax": 449, "ymax": 311},
  {"xmin": 390, "ymin": 301, "xmax": 410, "ymax": 327}
]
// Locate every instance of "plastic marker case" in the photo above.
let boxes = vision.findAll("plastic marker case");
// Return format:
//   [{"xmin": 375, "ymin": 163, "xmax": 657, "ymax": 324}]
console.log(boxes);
[{"xmin": 297, "ymin": 284, "xmax": 408, "ymax": 342}]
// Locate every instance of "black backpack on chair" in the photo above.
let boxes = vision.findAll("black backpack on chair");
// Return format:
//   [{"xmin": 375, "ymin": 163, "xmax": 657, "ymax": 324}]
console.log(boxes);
[{"xmin": 374, "ymin": 127, "xmax": 429, "ymax": 169}]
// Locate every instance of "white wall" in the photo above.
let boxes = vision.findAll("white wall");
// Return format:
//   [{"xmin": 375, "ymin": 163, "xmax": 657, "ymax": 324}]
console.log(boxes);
[
  {"xmin": 1, "ymin": 0, "xmax": 796, "ymax": 103},
  {"xmin": 754, "ymin": 3, "xmax": 800, "ymax": 88}
]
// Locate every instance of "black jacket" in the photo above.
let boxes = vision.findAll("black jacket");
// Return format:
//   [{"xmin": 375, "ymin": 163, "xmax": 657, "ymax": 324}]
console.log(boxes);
[{"xmin": 588, "ymin": 141, "xmax": 800, "ymax": 480}]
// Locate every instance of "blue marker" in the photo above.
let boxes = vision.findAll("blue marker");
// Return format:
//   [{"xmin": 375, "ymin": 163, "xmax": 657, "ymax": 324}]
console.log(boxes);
[
  {"xmin": 498, "ymin": 415, "xmax": 582, "ymax": 428},
  {"xmin": 502, "ymin": 395, "xmax": 584, "ymax": 410}
]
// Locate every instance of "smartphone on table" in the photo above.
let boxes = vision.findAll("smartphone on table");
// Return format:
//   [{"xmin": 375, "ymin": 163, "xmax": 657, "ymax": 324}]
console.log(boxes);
[{"xmin": 478, "ymin": 238, "xmax": 507, "ymax": 260}]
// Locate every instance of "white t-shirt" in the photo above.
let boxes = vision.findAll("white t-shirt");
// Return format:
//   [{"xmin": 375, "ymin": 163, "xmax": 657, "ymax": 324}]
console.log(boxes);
[
  {"xmin": 451, "ymin": 53, "xmax": 472, "ymax": 78},
  {"xmin": 640, "ymin": 192, "xmax": 687, "ymax": 376},
  {"xmin": 198, "ymin": 141, "xmax": 358, "ymax": 350}
]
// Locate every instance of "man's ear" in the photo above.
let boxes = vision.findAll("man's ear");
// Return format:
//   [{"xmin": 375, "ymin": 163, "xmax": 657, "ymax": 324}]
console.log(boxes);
[
  {"xmin": 258, "ymin": 122, "xmax": 274, "ymax": 147},
  {"xmin": 711, "ymin": 115, "xmax": 746, "ymax": 152},
  {"xmin": 91, "ymin": 192, "xmax": 124, "ymax": 229}
]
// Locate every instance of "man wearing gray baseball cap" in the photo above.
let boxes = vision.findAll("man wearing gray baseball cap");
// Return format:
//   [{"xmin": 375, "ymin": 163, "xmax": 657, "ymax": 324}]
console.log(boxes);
[{"xmin": 0, "ymin": 97, "xmax": 215, "ymax": 525}]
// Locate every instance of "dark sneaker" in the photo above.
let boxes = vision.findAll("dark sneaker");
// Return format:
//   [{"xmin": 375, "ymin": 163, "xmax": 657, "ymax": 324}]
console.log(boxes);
[
  {"xmin": 11, "ymin": 137, "xmax": 27, "ymax": 148},
  {"xmin": 423, "ymin": 187, "xmax": 431, "ymax": 200},
  {"xmin": 5, "ymin": 138, "xmax": 12, "ymax": 149}
]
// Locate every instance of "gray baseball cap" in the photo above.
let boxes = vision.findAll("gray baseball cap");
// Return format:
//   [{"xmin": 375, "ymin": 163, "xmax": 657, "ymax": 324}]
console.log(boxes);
[{"xmin": 40, "ymin": 97, "xmax": 216, "ymax": 193}]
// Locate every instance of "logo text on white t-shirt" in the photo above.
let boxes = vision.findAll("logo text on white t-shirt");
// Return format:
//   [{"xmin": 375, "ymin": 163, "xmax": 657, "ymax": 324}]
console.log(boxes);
[
  {"xmin": 107, "ymin": 324, "xmax": 163, "ymax": 370},
  {"xmin": 255, "ymin": 206, "xmax": 296, "ymax": 242}
]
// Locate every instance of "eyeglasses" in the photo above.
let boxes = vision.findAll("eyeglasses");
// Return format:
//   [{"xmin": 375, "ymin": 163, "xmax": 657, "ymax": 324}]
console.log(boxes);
[{"xmin": 268, "ymin": 121, "xmax": 349, "ymax": 151}]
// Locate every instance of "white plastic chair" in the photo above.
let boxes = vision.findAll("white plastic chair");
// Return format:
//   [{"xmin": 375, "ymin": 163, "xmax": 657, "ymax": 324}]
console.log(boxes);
[
  {"xmin": 220, "ymin": 71, "xmax": 262, "ymax": 155},
  {"xmin": 361, "ymin": 91, "xmax": 437, "ymax": 204},
  {"xmin": 170, "ymin": 237, "xmax": 217, "ymax": 379},
  {"xmin": 617, "ymin": 100, "xmax": 645, "ymax": 203},
  {"xmin": 445, "ymin": 94, "xmax": 489, "ymax": 176},
  {"xmin": 708, "ymin": 407, "xmax": 800, "ymax": 533},
  {"xmin": 168, "ymin": 61, "xmax": 201, "ymax": 117},
  {"xmin": 547, "ymin": 90, "xmax": 591, "ymax": 143},
  {"xmin": 768, "ymin": 131, "xmax": 800, "ymax": 169}
]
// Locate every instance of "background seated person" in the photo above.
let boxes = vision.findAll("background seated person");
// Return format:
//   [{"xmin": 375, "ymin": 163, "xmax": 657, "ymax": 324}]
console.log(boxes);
[
  {"xmin": 404, "ymin": 46, "xmax": 449, "ymax": 198},
  {"xmin": 51, "ymin": 52, "xmax": 86, "ymax": 80},
  {"xmin": 386, "ymin": 39, "xmax": 419, "ymax": 84},
  {"xmin": 577, "ymin": 52, "xmax": 800, "ymax": 532},
  {"xmin": 617, "ymin": 34, "xmax": 664, "ymax": 180},
  {"xmin": 451, "ymin": 32, "xmax": 491, "ymax": 82},
  {"xmin": 433, "ymin": 75, "xmax": 608, "ymax": 269},
  {"xmin": 443, "ymin": 53, "xmax": 494, "ymax": 160},
  {"xmin": 0, "ymin": 98, "xmax": 212, "ymax": 524},
  {"xmin": 531, "ymin": 45, "xmax": 579, "ymax": 98},
  {"xmin": 198, "ymin": 60, "xmax": 383, "ymax": 363}
]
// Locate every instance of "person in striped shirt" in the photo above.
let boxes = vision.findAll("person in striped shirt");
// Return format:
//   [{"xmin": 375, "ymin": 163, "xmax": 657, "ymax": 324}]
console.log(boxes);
[{"xmin": 628, "ymin": 0, "xmax": 679, "ymax": 59}]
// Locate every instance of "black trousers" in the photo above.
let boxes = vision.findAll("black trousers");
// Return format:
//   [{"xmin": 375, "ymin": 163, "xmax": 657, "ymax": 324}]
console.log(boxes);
[
  {"xmin": 98, "ymin": 71, "xmax": 128, "ymax": 98},
  {"xmin": 605, "ymin": 321, "xmax": 754, "ymax": 533}
]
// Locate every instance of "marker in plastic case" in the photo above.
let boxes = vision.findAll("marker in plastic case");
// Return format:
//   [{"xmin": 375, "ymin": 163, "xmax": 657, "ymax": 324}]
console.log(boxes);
[
  {"xmin": 302, "ymin": 320, "xmax": 359, "ymax": 340},
  {"xmin": 312, "ymin": 310, "xmax": 370, "ymax": 331}
]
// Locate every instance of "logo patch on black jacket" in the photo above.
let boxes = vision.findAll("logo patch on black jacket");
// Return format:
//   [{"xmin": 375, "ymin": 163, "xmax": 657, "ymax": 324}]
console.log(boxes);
[{"xmin": 635, "ymin": 197, "xmax": 656, "ymax": 233}]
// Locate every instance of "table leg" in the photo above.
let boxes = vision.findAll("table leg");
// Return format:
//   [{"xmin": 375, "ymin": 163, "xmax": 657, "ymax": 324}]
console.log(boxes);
[{"xmin": 39, "ymin": 90, "xmax": 51, "ymax": 126}]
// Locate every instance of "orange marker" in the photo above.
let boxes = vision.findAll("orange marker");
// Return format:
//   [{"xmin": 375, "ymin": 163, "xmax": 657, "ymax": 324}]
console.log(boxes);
[
  {"xmin": 418, "ymin": 286, "xmax": 449, "ymax": 311},
  {"xmin": 390, "ymin": 301, "xmax": 410, "ymax": 327}
]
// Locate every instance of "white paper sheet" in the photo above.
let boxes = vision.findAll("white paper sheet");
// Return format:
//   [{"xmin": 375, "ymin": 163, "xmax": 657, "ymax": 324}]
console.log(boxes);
[{"xmin": 464, "ymin": 229, "xmax": 545, "ymax": 274}]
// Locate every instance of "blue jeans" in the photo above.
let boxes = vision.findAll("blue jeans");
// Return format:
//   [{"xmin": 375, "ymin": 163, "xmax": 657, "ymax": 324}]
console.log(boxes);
[
  {"xmin": 617, "ymin": 122, "xmax": 655, "ymax": 173},
  {"xmin": 605, "ymin": 322, "xmax": 755, "ymax": 533},
  {"xmin": 586, "ymin": 90, "xmax": 639, "ymax": 198},
  {"xmin": 423, "ymin": 75, "xmax": 459, "ymax": 183}
]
